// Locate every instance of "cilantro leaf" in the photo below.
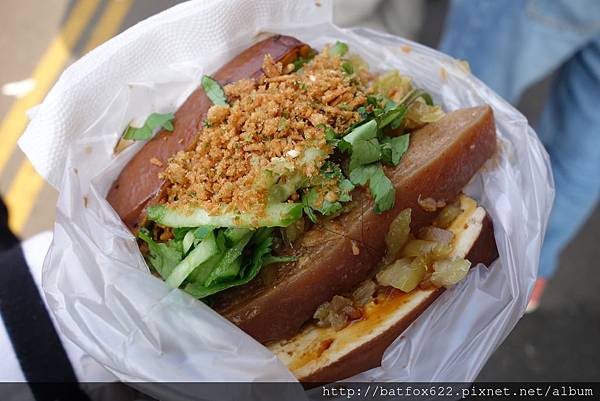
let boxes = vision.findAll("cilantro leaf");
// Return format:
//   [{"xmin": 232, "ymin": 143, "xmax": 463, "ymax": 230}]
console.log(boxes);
[
  {"xmin": 342, "ymin": 119, "xmax": 377, "ymax": 146},
  {"xmin": 342, "ymin": 121, "xmax": 385, "ymax": 172},
  {"xmin": 302, "ymin": 187, "xmax": 344, "ymax": 217},
  {"xmin": 375, "ymin": 89, "xmax": 434, "ymax": 132},
  {"xmin": 201, "ymin": 75, "xmax": 228, "ymax": 106},
  {"xmin": 367, "ymin": 95, "xmax": 380, "ymax": 106},
  {"xmin": 349, "ymin": 164, "xmax": 379, "ymax": 186},
  {"xmin": 318, "ymin": 125, "xmax": 340, "ymax": 146},
  {"xmin": 321, "ymin": 200, "xmax": 343, "ymax": 216},
  {"xmin": 123, "ymin": 112, "xmax": 175, "ymax": 141},
  {"xmin": 357, "ymin": 106, "xmax": 368, "ymax": 119},
  {"xmin": 378, "ymin": 104, "xmax": 407, "ymax": 130},
  {"xmin": 349, "ymin": 164, "xmax": 396, "ymax": 213},
  {"xmin": 147, "ymin": 113, "xmax": 174, "ymax": 131},
  {"xmin": 293, "ymin": 51, "xmax": 316, "ymax": 72},
  {"xmin": 301, "ymin": 161, "xmax": 354, "ymax": 221},
  {"xmin": 302, "ymin": 188, "xmax": 322, "ymax": 218},
  {"xmin": 338, "ymin": 138, "xmax": 352, "ymax": 154},
  {"xmin": 324, "ymin": 127, "xmax": 338, "ymax": 141},
  {"xmin": 338, "ymin": 179, "xmax": 355, "ymax": 202},
  {"xmin": 383, "ymin": 99, "xmax": 397, "ymax": 112},
  {"xmin": 321, "ymin": 160, "xmax": 343, "ymax": 180},
  {"xmin": 402, "ymin": 88, "xmax": 434, "ymax": 106},
  {"xmin": 341, "ymin": 61, "xmax": 354, "ymax": 75},
  {"xmin": 349, "ymin": 137, "xmax": 381, "ymax": 171},
  {"xmin": 369, "ymin": 165, "xmax": 396, "ymax": 213},
  {"xmin": 330, "ymin": 41, "xmax": 349, "ymax": 58},
  {"xmin": 381, "ymin": 135, "xmax": 410, "ymax": 166},
  {"xmin": 303, "ymin": 205, "xmax": 318, "ymax": 223}
]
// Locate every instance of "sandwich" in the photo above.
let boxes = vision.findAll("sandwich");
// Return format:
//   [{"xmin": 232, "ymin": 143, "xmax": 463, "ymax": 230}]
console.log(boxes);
[{"xmin": 107, "ymin": 35, "xmax": 498, "ymax": 382}]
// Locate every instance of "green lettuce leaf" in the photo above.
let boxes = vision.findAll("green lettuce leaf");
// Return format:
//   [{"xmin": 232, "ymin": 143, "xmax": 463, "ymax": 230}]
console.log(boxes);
[
  {"xmin": 184, "ymin": 228, "xmax": 279, "ymax": 299},
  {"xmin": 138, "ymin": 229, "xmax": 182, "ymax": 280},
  {"xmin": 204, "ymin": 230, "xmax": 253, "ymax": 286}
]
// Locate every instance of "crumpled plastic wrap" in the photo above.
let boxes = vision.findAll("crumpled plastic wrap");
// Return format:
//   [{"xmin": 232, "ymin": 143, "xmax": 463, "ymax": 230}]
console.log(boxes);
[{"xmin": 18, "ymin": 0, "xmax": 553, "ymax": 399}]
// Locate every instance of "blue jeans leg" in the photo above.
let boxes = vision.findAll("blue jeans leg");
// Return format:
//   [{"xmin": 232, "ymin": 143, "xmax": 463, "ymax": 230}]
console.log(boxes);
[
  {"xmin": 440, "ymin": 0, "xmax": 600, "ymax": 280},
  {"xmin": 537, "ymin": 38, "xmax": 600, "ymax": 278},
  {"xmin": 440, "ymin": 0, "xmax": 600, "ymax": 103}
]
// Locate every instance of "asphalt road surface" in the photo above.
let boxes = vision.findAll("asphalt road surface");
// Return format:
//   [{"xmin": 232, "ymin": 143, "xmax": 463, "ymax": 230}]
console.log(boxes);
[{"xmin": 0, "ymin": 0, "xmax": 597, "ymax": 384}]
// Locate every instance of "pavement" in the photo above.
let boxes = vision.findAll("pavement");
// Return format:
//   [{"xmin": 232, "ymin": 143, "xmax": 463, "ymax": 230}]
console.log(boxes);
[
  {"xmin": 478, "ymin": 206, "xmax": 600, "ymax": 381},
  {"xmin": 0, "ymin": 0, "xmax": 597, "ymax": 383}
]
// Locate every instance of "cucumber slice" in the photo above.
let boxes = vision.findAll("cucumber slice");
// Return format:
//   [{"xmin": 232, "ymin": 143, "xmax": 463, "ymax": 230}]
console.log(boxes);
[
  {"xmin": 147, "ymin": 202, "xmax": 303, "ymax": 228},
  {"xmin": 268, "ymin": 147, "xmax": 326, "ymax": 203},
  {"xmin": 268, "ymin": 172, "xmax": 306, "ymax": 203},
  {"xmin": 166, "ymin": 232, "xmax": 218, "ymax": 288}
]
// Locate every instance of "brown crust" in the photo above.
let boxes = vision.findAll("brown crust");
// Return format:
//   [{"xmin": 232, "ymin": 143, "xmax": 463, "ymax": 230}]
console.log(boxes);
[
  {"xmin": 465, "ymin": 213, "xmax": 499, "ymax": 267},
  {"xmin": 301, "ymin": 290, "xmax": 441, "ymax": 385},
  {"xmin": 106, "ymin": 35, "xmax": 310, "ymax": 232},
  {"xmin": 213, "ymin": 106, "xmax": 498, "ymax": 344},
  {"xmin": 300, "ymin": 215, "xmax": 498, "ymax": 385}
]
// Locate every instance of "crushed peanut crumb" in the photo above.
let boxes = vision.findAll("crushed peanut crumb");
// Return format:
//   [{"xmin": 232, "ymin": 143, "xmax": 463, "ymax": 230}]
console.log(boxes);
[
  {"xmin": 162, "ymin": 47, "xmax": 367, "ymax": 215},
  {"xmin": 150, "ymin": 157, "xmax": 163, "ymax": 167}
]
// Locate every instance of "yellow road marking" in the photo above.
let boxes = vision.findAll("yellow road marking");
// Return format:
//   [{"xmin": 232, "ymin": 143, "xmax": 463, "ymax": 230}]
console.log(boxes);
[
  {"xmin": 83, "ymin": 0, "xmax": 134, "ymax": 54},
  {"xmin": 0, "ymin": 0, "xmax": 101, "ymax": 175},
  {"xmin": 5, "ymin": 0, "xmax": 134, "ymax": 234}
]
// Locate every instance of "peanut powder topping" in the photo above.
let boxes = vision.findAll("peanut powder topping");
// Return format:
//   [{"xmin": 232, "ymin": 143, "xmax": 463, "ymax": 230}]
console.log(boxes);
[{"xmin": 162, "ymin": 48, "xmax": 367, "ymax": 215}]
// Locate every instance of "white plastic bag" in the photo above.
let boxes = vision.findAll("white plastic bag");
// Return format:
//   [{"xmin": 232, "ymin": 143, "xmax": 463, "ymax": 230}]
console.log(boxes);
[{"xmin": 19, "ymin": 0, "xmax": 553, "ymax": 399}]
